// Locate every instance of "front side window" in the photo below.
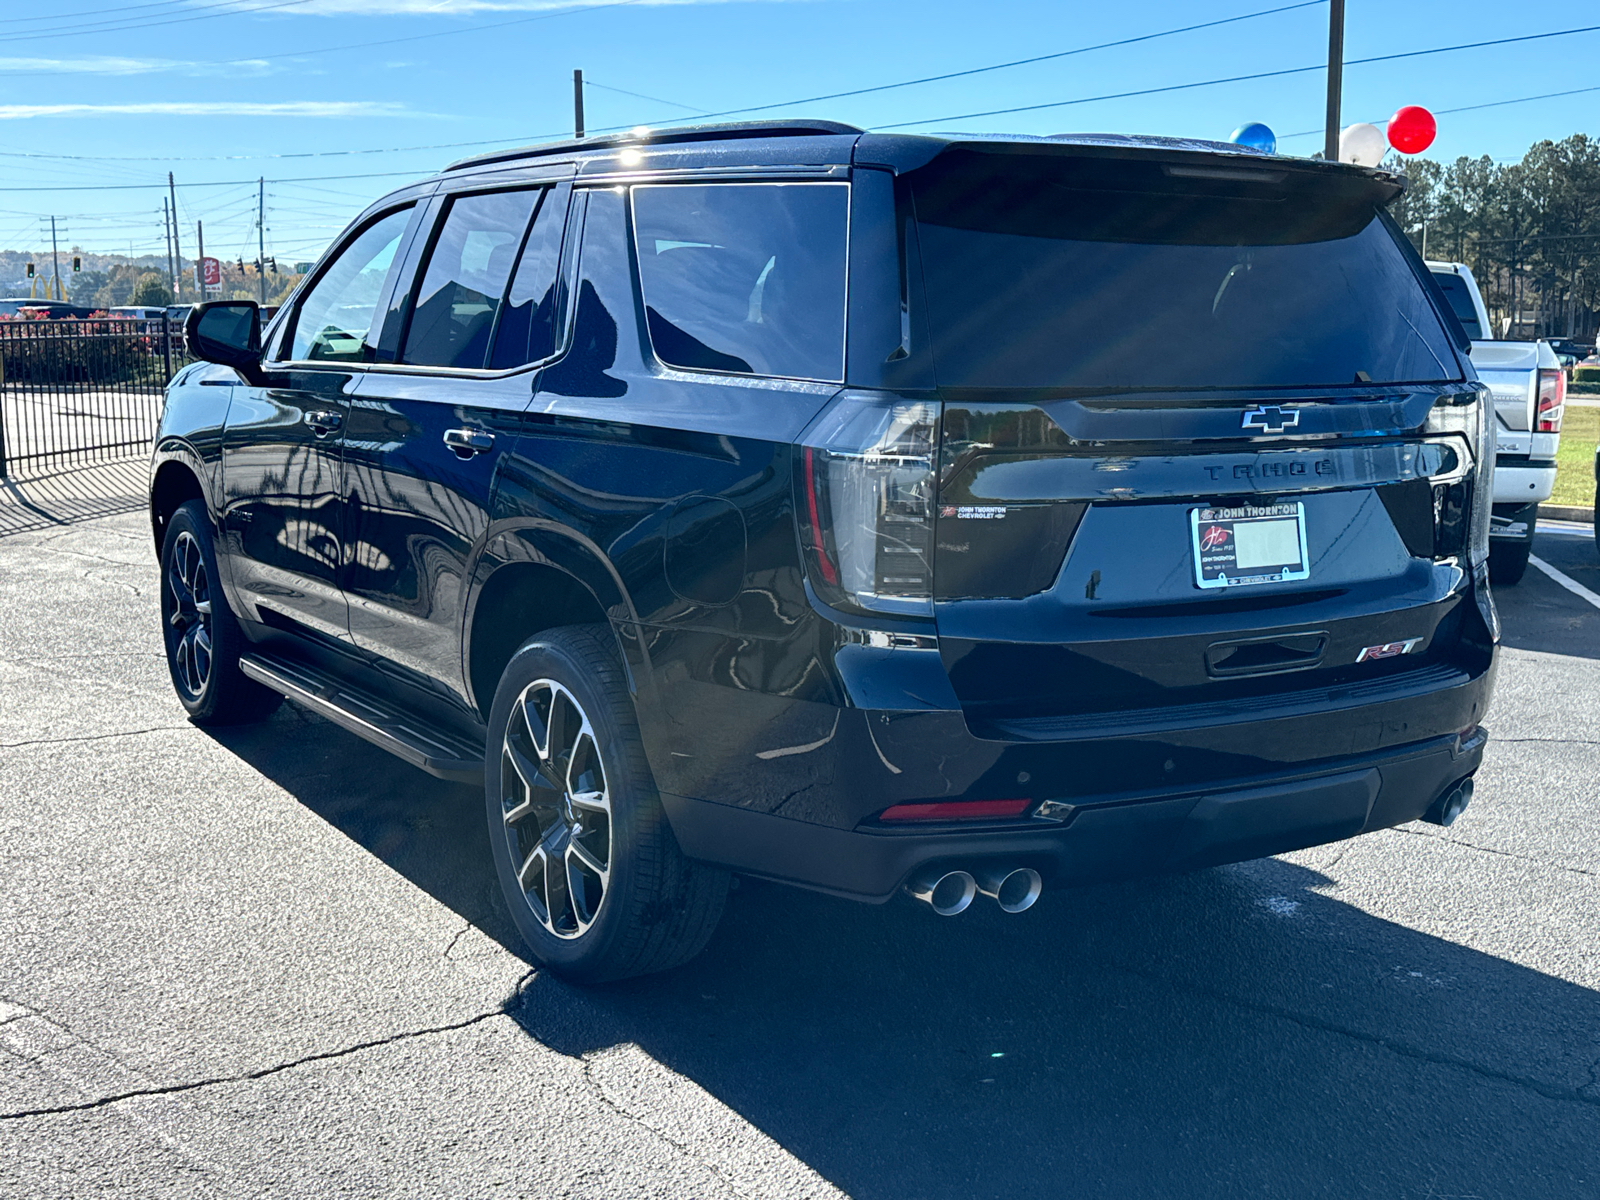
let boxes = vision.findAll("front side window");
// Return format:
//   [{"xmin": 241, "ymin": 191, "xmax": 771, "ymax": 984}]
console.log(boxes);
[
  {"xmin": 402, "ymin": 188, "xmax": 542, "ymax": 370},
  {"xmin": 489, "ymin": 187, "xmax": 566, "ymax": 369},
  {"xmin": 632, "ymin": 182, "xmax": 848, "ymax": 382},
  {"xmin": 289, "ymin": 206, "xmax": 413, "ymax": 363}
]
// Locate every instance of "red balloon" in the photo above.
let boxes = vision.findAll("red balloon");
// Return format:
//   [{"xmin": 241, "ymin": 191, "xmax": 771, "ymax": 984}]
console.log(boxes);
[{"xmin": 1388, "ymin": 105, "xmax": 1437, "ymax": 154}]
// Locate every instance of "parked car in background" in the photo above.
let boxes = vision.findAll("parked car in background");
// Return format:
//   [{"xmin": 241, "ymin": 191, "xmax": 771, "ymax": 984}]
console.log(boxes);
[
  {"xmin": 1542, "ymin": 337, "xmax": 1594, "ymax": 368},
  {"xmin": 153, "ymin": 123, "xmax": 1498, "ymax": 981},
  {"xmin": 1428, "ymin": 261, "xmax": 1564, "ymax": 585},
  {"xmin": 0, "ymin": 301, "xmax": 93, "ymax": 319},
  {"xmin": 109, "ymin": 306, "xmax": 169, "ymax": 320}
]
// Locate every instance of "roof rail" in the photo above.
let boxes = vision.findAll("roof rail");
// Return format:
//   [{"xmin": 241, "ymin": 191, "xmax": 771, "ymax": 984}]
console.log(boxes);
[{"xmin": 444, "ymin": 119, "xmax": 865, "ymax": 173}]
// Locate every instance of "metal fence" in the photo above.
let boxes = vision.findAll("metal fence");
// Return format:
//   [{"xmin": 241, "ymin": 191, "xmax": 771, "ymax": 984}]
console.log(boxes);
[{"xmin": 0, "ymin": 316, "xmax": 189, "ymax": 479}]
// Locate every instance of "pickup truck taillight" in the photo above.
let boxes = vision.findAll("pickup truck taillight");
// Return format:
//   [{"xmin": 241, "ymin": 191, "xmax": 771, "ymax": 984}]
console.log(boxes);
[
  {"xmin": 1536, "ymin": 367, "xmax": 1566, "ymax": 433},
  {"xmin": 797, "ymin": 393, "xmax": 938, "ymax": 618}
]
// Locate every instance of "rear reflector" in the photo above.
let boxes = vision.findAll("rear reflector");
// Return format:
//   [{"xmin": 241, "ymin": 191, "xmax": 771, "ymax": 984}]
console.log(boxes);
[{"xmin": 879, "ymin": 798, "xmax": 1032, "ymax": 822}]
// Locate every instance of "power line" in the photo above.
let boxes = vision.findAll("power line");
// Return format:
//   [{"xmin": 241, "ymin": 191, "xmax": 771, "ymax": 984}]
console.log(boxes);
[
  {"xmin": 0, "ymin": 0, "xmax": 1323, "ymax": 159},
  {"xmin": 0, "ymin": 169, "xmax": 426, "ymax": 194},
  {"xmin": 873, "ymin": 21, "xmax": 1600, "ymax": 129},
  {"xmin": 582, "ymin": 79, "xmax": 709, "ymax": 114},
  {"xmin": 0, "ymin": 0, "xmax": 202, "ymax": 27},
  {"xmin": 596, "ymin": 0, "xmax": 1330, "ymax": 126},
  {"xmin": 1278, "ymin": 83, "xmax": 1600, "ymax": 140},
  {"xmin": 205, "ymin": 0, "xmax": 646, "ymax": 66},
  {"xmin": 0, "ymin": 0, "xmax": 314, "ymax": 46}
]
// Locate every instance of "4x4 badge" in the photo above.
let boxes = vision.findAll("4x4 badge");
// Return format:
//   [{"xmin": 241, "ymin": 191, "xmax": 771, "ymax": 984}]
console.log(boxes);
[{"xmin": 1241, "ymin": 405, "xmax": 1300, "ymax": 434}]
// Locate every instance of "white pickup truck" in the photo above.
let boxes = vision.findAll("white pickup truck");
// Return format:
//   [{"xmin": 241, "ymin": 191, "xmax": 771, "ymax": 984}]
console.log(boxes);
[{"xmin": 1427, "ymin": 261, "xmax": 1566, "ymax": 584}]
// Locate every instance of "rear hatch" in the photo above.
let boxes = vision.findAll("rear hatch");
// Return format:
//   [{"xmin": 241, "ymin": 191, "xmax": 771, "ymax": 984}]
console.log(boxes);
[{"xmin": 902, "ymin": 144, "xmax": 1482, "ymax": 729}]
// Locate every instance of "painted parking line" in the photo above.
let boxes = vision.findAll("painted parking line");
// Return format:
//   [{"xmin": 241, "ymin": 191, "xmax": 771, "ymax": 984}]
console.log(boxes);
[
  {"xmin": 1536, "ymin": 522, "xmax": 1594, "ymax": 538},
  {"xmin": 1528, "ymin": 554, "xmax": 1600, "ymax": 611}
]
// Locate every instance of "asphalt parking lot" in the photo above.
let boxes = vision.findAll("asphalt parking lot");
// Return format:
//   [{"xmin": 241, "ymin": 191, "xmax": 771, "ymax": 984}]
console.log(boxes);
[{"xmin": 1, "ymin": 503, "xmax": 1596, "ymax": 1199}]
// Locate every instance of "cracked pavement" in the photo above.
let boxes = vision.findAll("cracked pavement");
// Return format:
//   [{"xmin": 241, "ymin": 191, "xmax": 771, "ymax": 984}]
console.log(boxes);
[{"xmin": 0, "ymin": 506, "xmax": 1597, "ymax": 1198}]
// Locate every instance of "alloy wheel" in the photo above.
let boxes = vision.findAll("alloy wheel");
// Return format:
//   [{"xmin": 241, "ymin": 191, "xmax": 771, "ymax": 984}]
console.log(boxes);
[
  {"xmin": 166, "ymin": 530, "xmax": 213, "ymax": 700},
  {"xmin": 500, "ymin": 679, "xmax": 613, "ymax": 940}
]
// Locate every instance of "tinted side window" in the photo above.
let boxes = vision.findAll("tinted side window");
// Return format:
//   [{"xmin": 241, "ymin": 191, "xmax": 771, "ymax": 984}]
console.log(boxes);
[
  {"xmin": 1430, "ymin": 272, "xmax": 1483, "ymax": 340},
  {"xmin": 289, "ymin": 206, "xmax": 413, "ymax": 363},
  {"xmin": 631, "ymin": 183, "xmax": 848, "ymax": 382},
  {"xmin": 489, "ymin": 187, "xmax": 565, "ymax": 369},
  {"xmin": 402, "ymin": 189, "xmax": 540, "ymax": 370}
]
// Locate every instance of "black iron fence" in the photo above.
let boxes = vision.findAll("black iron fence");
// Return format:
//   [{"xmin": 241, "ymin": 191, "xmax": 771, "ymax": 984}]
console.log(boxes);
[{"xmin": 0, "ymin": 316, "xmax": 190, "ymax": 478}]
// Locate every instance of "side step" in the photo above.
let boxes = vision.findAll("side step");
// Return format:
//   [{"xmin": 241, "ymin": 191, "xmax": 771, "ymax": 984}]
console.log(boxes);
[{"xmin": 239, "ymin": 652, "xmax": 484, "ymax": 784}]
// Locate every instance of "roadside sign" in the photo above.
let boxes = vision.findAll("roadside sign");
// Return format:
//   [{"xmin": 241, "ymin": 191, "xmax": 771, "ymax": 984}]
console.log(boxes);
[{"xmin": 200, "ymin": 256, "xmax": 221, "ymax": 287}]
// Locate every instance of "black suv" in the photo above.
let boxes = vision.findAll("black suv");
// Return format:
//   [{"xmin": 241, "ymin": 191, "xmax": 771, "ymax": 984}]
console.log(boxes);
[{"xmin": 152, "ymin": 121, "xmax": 1498, "ymax": 981}]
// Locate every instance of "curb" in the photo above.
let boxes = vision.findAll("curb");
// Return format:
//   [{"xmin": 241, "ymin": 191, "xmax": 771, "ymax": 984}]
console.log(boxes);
[{"xmin": 1543, "ymin": 504, "xmax": 1595, "ymax": 525}]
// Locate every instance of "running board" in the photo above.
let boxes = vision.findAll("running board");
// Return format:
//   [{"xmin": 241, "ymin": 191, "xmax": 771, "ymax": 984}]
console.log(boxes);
[{"xmin": 239, "ymin": 652, "xmax": 484, "ymax": 784}]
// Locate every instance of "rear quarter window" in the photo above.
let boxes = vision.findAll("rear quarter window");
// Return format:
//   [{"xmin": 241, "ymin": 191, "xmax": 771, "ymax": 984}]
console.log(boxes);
[{"xmin": 631, "ymin": 182, "xmax": 848, "ymax": 383}]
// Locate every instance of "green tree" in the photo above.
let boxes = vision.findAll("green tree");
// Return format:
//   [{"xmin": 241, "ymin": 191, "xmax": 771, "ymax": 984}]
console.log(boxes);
[
  {"xmin": 130, "ymin": 272, "xmax": 173, "ymax": 307},
  {"xmin": 70, "ymin": 269, "xmax": 109, "ymax": 307}
]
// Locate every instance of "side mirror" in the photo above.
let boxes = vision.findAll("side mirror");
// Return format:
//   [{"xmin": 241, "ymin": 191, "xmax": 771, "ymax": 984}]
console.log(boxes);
[{"xmin": 184, "ymin": 301, "xmax": 262, "ymax": 382}]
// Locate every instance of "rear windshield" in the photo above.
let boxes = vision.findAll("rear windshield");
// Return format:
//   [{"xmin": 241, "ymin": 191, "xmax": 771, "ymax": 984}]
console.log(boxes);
[
  {"xmin": 1429, "ymin": 271, "xmax": 1484, "ymax": 340},
  {"xmin": 910, "ymin": 153, "xmax": 1461, "ymax": 390}
]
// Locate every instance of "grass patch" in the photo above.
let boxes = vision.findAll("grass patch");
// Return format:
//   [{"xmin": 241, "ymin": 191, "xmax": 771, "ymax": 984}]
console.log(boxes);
[{"xmin": 1551, "ymin": 403, "xmax": 1598, "ymax": 509}]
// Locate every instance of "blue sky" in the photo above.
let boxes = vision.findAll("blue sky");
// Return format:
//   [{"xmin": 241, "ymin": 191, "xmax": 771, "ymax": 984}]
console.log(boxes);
[{"xmin": 1, "ymin": 0, "xmax": 1596, "ymax": 265}]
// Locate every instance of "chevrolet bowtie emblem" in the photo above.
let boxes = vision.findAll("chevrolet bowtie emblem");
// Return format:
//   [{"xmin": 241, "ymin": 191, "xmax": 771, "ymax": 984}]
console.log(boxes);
[{"xmin": 1241, "ymin": 405, "xmax": 1300, "ymax": 434}]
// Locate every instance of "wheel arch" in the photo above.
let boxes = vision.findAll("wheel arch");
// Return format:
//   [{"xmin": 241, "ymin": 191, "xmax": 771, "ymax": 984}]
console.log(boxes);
[
  {"xmin": 149, "ymin": 452, "xmax": 208, "ymax": 555},
  {"xmin": 465, "ymin": 524, "xmax": 645, "ymax": 723}
]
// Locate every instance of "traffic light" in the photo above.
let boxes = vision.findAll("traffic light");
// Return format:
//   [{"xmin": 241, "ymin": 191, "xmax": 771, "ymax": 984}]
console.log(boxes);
[
  {"xmin": 268, "ymin": 257, "xmax": 277, "ymax": 275},
  {"xmin": 25, "ymin": 262, "xmax": 34, "ymax": 278},
  {"xmin": 71, "ymin": 255, "xmax": 81, "ymax": 273}
]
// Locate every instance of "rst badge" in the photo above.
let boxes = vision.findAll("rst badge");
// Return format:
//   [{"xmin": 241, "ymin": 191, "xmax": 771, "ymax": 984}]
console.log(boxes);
[{"xmin": 1355, "ymin": 638, "xmax": 1423, "ymax": 662}]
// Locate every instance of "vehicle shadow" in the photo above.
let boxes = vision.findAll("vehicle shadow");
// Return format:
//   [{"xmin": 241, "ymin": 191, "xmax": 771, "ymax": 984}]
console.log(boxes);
[{"xmin": 209, "ymin": 705, "xmax": 1600, "ymax": 1200}]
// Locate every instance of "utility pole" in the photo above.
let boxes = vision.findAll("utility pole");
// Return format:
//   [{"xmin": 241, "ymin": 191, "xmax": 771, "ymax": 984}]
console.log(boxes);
[
  {"xmin": 258, "ymin": 177, "xmax": 267, "ymax": 305},
  {"xmin": 163, "ymin": 198, "xmax": 176, "ymax": 295},
  {"xmin": 573, "ymin": 69, "xmax": 585, "ymax": 138},
  {"xmin": 196, "ymin": 219, "xmax": 205, "ymax": 300},
  {"xmin": 168, "ymin": 172, "xmax": 183, "ymax": 301},
  {"xmin": 49, "ymin": 216, "xmax": 62, "ymax": 302},
  {"xmin": 1323, "ymin": 0, "xmax": 1345, "ymax": 162}
]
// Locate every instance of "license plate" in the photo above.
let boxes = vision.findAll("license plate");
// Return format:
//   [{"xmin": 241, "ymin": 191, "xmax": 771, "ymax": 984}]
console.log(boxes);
[{"xmin": 1190, "ymin": 502, "xmax": 1309, "ymax": 589}]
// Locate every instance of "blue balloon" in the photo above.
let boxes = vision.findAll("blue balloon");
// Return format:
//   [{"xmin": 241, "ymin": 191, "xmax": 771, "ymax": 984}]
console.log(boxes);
[{"xmin": 1229, "ymin": 122, "xmax": 1277, "ymax": 154}]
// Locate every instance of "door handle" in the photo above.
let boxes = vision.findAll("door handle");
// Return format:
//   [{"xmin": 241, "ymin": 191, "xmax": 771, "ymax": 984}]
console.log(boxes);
[
  {"xmin": 444, "ymin": 427, "xmax": 495, "ymax": 458},
  {"xmin": 304, "ymin": 409, "xmax": 343, "ymax": 436}
]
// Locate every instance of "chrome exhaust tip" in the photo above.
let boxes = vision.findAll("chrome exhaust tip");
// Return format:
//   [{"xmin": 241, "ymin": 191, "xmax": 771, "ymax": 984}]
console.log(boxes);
[
  {"xmin": 1425, "ymin": 777, "xmax": 1474, "ymax": 827},
  {"xmin": 905, "ymin": 868, "xmax": 977, "ymax": 917},
  {"xmin": 974, "ymin": 865, "xmax": 1043, "ymax": 914}
]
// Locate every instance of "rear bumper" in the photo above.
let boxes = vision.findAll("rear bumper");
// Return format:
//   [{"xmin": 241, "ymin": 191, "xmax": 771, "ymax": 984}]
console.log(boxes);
[
  {"xmin": 662, "ymin": 725, "xmax": 1488, "ymax": 901},
  {"xmin": 1493, "ymin": 463, "xmax": 1555, "ymax": 507}
]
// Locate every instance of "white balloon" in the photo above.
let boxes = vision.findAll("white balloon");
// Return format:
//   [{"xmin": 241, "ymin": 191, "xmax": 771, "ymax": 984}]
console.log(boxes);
[{"xmin": 1339, "ymin": 122, "xmax": 1386, "ymax": 168}]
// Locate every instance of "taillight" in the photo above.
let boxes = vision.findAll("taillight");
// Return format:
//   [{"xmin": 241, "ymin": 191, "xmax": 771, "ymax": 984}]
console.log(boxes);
[
  {"xmin": 797, "ymin": 393, "xmax": 937, "ymax": 618},
  {"xmin": 1536, "ymin": 368, "xmax": 1565, "ymax": 433}
]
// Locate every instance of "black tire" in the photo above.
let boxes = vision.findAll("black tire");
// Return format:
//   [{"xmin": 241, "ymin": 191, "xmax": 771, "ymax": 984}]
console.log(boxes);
[
  {"xmin": 1488, "ymin": 535, "xmax": 1532, "ymax": 586},
  {"xmin": 159, "ymin": 500, "xmax": 282, "ymax": 725},
  {"xmin": 485, "ymin": 623, "xmax": 728, "ymax": 983}
]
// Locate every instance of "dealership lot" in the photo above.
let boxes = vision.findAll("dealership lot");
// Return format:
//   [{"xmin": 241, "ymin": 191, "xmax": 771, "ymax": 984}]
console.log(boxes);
[{"xmin": 0, "ymin": 509, "xmax": 1596, "ymax": 1199}]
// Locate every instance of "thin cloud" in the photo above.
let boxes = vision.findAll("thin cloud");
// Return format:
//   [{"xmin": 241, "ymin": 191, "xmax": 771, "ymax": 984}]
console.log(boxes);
[
  {"xmin": 0, "ymin": 101, "xmax": 418, "ymax": 120},
  {"xmin": 256, "ymin": 0, "xmax": 791, "ymax": 13},
  {"xmin": 0, "ymin": 57, "xmax": 274, "ymax": 78}
]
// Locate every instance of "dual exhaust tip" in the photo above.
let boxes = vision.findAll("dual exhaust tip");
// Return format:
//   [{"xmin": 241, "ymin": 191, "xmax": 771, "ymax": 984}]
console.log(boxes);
[
  {"xmin": 1425, "ymin": 777, "xmax": 1474, "ymax": 827},
  {"xmin": 905, "ymin": 865, "xmax": 1042, "ymax": 916}
]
